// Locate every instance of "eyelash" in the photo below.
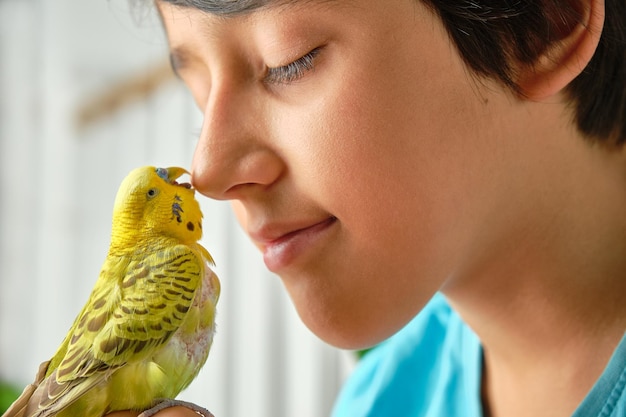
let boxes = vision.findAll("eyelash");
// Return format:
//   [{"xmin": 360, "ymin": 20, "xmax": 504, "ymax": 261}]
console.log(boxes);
[{"xmin": 265, "ymin": 47, "xmax": 322, "ymax": 85}]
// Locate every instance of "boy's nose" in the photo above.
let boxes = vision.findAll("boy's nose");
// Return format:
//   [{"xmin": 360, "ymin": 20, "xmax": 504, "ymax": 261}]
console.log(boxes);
[{"xmin": 190, "ymin": 84, "xmax": 284, "ymax": 201}]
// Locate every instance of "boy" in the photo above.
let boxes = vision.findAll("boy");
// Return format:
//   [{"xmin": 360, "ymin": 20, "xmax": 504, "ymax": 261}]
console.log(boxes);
[{"xmin": 113, "ymin": 0, "xmax": 625, "ymax": 415}]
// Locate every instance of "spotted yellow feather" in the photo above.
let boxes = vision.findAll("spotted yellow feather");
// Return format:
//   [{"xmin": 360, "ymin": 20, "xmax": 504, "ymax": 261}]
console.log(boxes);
[{"xmin": 4, "ymin": 166, "xmax": 220, "ymax": 417}]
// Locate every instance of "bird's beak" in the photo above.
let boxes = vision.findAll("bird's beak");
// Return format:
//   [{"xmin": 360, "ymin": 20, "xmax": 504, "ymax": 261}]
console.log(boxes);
[
  {"xmin": 162, "ymin": 167, "xmax": 193, "ymax": 189},
  {"xmin": 166, "ymin": 167, "xmax": 190, "ymax": 182}
]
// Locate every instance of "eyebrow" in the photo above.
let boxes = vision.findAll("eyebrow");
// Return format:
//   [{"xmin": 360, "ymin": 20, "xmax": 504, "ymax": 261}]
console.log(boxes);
[{"xmin": 158, "ymin": 0, "xmax": 338, "ymax": 17}]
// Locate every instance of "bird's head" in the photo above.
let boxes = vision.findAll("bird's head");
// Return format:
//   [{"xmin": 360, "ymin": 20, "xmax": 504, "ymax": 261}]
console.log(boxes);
[{"xmin": 111, "ymin": 166, "xmax": 204, "ymax": 245}]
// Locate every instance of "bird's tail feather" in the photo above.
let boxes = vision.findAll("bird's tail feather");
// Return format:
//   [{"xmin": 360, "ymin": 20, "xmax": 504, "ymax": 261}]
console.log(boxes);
[{"xmin": 3, "ymin": 361, "xmax": 50, "ymax": 417}]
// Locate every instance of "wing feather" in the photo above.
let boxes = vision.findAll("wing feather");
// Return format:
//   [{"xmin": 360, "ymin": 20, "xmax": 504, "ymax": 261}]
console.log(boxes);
[{"xmin": 23, "ymin": 242, "xmax": 203, "ymax": 416}]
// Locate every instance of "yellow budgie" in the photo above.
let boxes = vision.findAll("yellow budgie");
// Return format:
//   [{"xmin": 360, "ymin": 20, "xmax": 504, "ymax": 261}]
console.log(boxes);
[{"xmin": 4, "ymin": 166, "xmax": 220, "ymax": 417}]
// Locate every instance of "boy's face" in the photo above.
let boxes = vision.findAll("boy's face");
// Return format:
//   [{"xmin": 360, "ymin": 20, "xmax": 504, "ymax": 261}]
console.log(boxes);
[{"xmin": 159, "ymin": 0, "xmax": 526, "ymax": 348}]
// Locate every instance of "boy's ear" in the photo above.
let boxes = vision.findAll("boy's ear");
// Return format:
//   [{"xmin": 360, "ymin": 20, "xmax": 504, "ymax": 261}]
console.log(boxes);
[{"xmin": 517, "ymin": 0, "xmax": 605, "ymax": 100}]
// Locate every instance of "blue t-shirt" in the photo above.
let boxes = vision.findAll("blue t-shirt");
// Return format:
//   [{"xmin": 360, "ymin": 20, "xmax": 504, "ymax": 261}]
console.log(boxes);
[{"xmin": 332, "ymin": 293, "xmax": 626, "ymax": 417}]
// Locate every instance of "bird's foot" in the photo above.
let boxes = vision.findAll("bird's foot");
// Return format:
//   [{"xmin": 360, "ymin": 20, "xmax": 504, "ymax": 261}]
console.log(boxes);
[{"xmin": 138, "ymin": 399, "xmax": 214, "ymax": 417}]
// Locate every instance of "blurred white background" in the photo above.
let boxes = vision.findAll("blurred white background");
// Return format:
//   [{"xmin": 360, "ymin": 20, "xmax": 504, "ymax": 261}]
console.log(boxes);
[{"xmin": 0, "ymin": 1, "xmax": 353, "ymax": 416}]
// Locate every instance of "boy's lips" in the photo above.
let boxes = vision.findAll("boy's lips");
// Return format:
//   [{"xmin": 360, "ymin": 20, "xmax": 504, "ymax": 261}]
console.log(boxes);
[{"xmin": 251, "ymin": 216, "xmax": 338, "ymax": 272}]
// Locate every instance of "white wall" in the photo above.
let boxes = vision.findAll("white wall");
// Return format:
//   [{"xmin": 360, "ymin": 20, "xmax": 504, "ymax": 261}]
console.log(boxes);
[{"xmin": 0, "ymin": 1, "xmax": 353, "ymax": 416}]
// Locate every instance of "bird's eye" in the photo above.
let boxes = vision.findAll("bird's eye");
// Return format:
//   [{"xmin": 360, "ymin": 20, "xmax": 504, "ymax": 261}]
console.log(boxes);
[{"xmin": 147, "ymin": 188, "xmax": 159, "ymax": 199}]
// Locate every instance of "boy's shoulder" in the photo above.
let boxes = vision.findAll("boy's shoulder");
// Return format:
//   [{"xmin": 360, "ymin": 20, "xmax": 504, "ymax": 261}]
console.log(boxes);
[{"xmin": 572, "ymin": 330, "xmax": 626, "ymax": 417}]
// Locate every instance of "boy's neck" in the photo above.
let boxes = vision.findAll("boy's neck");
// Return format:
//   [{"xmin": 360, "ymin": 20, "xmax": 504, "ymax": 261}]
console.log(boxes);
[{"xmin": 442, "ymin": 99, "xmax": 626, "ymax": 417}]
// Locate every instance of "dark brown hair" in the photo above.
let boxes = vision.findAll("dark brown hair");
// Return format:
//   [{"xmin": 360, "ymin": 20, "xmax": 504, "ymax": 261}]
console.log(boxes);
[{"xmin": 158, "ymin": 0, "xmax": 626, "ymax": 145}]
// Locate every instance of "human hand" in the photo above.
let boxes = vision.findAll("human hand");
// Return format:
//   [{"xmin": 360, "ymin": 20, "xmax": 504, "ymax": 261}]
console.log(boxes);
[{"xmin": 106, "ymin": 406, "xmax": 207, "ymax": 417}]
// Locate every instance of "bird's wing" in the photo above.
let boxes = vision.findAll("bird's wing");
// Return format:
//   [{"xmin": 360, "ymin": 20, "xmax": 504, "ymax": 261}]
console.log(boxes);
[
  {"xmin": 23, "ymin": 244, "xmax": 204, "ymax": 417},
  {"xmin": 92, "ymin": 244, "xmax": 204, "ymax": 365}
]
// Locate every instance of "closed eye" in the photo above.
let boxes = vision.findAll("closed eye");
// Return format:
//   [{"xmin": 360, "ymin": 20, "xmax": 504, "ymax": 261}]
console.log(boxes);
[{"xmin": 264, "ymin": 47, "xmax": 322, "ymax": 85}]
